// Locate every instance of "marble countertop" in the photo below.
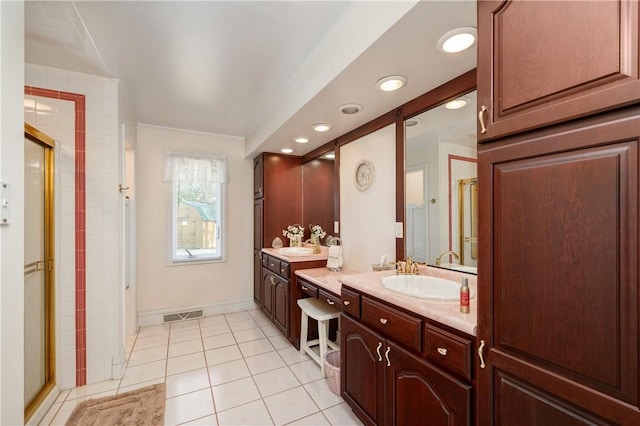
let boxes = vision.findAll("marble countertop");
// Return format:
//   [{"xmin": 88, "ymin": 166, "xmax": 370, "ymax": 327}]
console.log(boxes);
[
  {"xmin": 262, "ymin": 246, "xmax": 329, "ymax": 263},
  {"xmin": 295, "ymin": 267, "xmax": 362, "ymax": 296},
  {"xmin": 338, "ymin": 266, "xmax": 478, "ymax": 336}
]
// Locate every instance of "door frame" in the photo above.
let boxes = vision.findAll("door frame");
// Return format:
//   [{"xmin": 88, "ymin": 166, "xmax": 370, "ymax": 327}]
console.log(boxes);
[{"xmin": 24, "ymin": 123, "xmax": 56, "ymax": 422}]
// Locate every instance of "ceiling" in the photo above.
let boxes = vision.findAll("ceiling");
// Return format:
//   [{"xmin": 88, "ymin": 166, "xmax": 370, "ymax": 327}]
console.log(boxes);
[{"xmin": 25, "ymin": 1, "xmax": 477, "ymax": 158}]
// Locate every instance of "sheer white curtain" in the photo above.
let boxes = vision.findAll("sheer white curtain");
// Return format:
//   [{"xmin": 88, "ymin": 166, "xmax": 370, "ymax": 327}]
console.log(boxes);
[{"xmin": 162, "ymin": 152, "xmax": 228, "ymax": 184}]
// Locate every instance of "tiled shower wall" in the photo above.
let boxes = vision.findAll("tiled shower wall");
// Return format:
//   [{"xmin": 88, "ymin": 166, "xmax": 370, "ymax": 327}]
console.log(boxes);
[{"xmin": 25, "ymin": 63, "xmax": 123, "ymax": 389}]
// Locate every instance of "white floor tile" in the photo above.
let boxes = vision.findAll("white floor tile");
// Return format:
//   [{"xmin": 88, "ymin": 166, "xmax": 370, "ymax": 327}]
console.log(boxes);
[
  {"xmin": 304, "ymin": 378, "xmax": 343, "ymax": 410},
  {"xmin": 233, "ymin": 327, "xmax": 266, "ymax": 343},
  {"xmin": 216, "ymin": 399, "xmax": 274, "ymax": 425},
  {"xmin": 289, "ymin": 359, "xmax": 323, "ymax": 385},
  {"xmin": 203, "ymin": 332, "xmax": 236, "ymax": 351},
  {"xmin": 165, "ymin": 368, "xmax": 210, "ymax": 399},
  {"xmin": 287, "ymin": 412, "xmax": 331, "ymax": 425},
  {"xmin": 278, "ymin": 346, "xmax": 311, "ymax": 365},
  {"xmin": 38, "ymin": 401, "xmax": 61, "ymax": 425},
  {"xmin": 267, "ymin": 334, "xmax": 290, "ymax": 350},
  {"xmin": 261, "ymin": 324, "xmax": 282, "ymax": 337},
  {"xmin": 170, "ymin": 327, "xmax": 202, "ymax": 344},
  {"xmin": 120, "ymin": 359, "xmax": 166, "ymax": 388},
  {"xmin": 205, "ymin": 345, "xmax": 243, "ymax": 366},
  {"xmin": 228, "ymin": 318, "xmax": 259, "ymax": 332},
  {"xmin": 167, "ymin": 352, "xmax": 206, "ymax": 376},
  {"xmin": 180, "ymin": 414, "xmax": 218, "ymax": 425},
  {"xmin": 321, "ymin": 402, "xmax": 364, "ymax": 426},
  {"xmin": 50, "ymin": 390, "xmax": 116, "ymax": 425},
  {"xmin": 127, "ymin": 345, "xmax": 168, "ymax": 367},
  {"xmin": 211, "ymin": 377, "xmax": 261, "ymax": 412},
  {"xmin": 263, "ymin": 387, "xmax": 320, "ymax": 425},
  {"xmin": 117, "ymin": 377, "xmax": 165, "ymax": 394},
  {"xmin": 208, "ymin": 359, "xmax": 251, "ymax": 386},
  {"xmin": 137, "ymin": 324, "xmax": 170, "ymax": 339},
  {"xmin": 164, "ymin": 388, "xmax": 215, "ymax": 426},
  {"xmin": 66, "ymin": 379, "xmax": 120, "ymax": 400},
  {"xmin": 224, "ymin": 311, "xmax": 253, "ymax": 323},
  {"xmin": 250, "ymin": 312, "xmax": 272, "ymax": 327},
  {"xmin": 252, "ymin": 367, "xmax": 301, "ymax": 398},
  {"xmin": 54, "ymin": 389, "xmax": 70, "ymax": 404},
  {"xmin": 199, "ymin": 315, "xmax": 227, "ymax": 327},
  {"xmin": 169, "ymin": 339, "xmax": 204, "ymax": 358},
  {"xmin": 200, "ymin": 323, "xmax": 232, "ymax": 338},
  {"xmin": 170, "ymin": 320, "xmax": 200, "ymax": 332},
  {"xmin": 238, "ymin": 338, "xmax": 274, "ymax": 357},
  {"xmin": 244, "ymin": 351, "xmax": 286, "ymax": 375},
  {"xmin": 133, "ymin": 333, "xmax": 169, "ymax": 351}
]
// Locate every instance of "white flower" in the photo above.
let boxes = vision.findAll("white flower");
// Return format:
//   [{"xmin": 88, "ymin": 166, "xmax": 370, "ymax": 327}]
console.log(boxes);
[
  {"xmin": 309, "ymin": 224, "xmax": 326, "ymax": 239},
  {"xmin": 282, "ymin": 224, "xmax": 304, "ymax": 239}
]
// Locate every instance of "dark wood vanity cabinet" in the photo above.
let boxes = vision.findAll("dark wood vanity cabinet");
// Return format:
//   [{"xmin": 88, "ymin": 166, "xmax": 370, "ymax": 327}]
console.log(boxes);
[
  {"xmin": 477, "ymin": 0, "xmax": 640, "ymax": 142},
  {"xmin": 341, "ymin": 288, "xmax": 472, "ymax": 426}
]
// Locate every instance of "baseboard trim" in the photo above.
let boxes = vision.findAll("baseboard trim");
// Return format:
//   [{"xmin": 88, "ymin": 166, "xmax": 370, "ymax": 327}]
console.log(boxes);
[{"xmin": 137, "ymin": 298, "xmax": 258, "ymax": 327}]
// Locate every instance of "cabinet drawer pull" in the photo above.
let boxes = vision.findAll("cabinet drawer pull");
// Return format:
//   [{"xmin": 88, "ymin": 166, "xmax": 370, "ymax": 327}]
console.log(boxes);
[
  {"xmin": 380, "ymin": 318, "xmax": 388, "ymax": 325},
  {"xmin": 269, "ymin": 275, "xmax": 276, "ymax": 286},
  {"xmin": 385, "ymin": 346, "xmax": 391, "ymax": 367},
  {"xmin": 437, "ymin": 347, "xmax": 448, "ymax": 356},
  {"xmin": 376, "ymin": 342, "xmax": 382, "ymax": 361},
  {"xmin": 343, "ymin": 300, "xmax": 350, "ymax": 306},
  {"xmin": 301, "ymin": 285, "xmax": 309, "ymax": 291},
  {"xmin": 478, "ymin": 340, "xmax": 486, "ymax": 369},
  {"xmin": 327, "ymin": 299, "xmax": 335, "ymax": 305},
  {"xmin": 478, "ymin": 105, "xmax": 487, "ymax": 134}
]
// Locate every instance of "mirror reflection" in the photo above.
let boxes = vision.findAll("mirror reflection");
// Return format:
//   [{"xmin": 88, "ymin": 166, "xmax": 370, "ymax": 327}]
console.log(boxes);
[
  {"xmin": 302, "ymin": 151, "xmax": 335, "ymax": 244},
  {"xmin": 405, "ymin": 90, "xmax": 477, "ymax": 274}
]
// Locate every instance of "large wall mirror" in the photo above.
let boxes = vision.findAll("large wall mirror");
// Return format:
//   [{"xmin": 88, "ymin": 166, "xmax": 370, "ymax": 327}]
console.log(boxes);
[
  {"xmin": 302, "ymin": 151, "xmax": 336, "ymax": 244},
  {"xmin": 405, "ymin": 90, "xmax": 477, "ymax": 274}
]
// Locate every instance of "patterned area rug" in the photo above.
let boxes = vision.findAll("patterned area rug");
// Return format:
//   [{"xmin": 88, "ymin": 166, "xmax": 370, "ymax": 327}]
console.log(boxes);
[{"xmin": 65, "ymin": 383, "xmax": 165, "ymax": 426}]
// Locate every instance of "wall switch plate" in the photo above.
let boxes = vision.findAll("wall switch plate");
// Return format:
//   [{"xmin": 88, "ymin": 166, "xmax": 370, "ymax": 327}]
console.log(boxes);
[
  {"xmin": 395, "ymin": 222, "xmax": 403, "ymax": 238},
  {"xmin": 0, "ymin": 181, "xmax": 9, "ymax": 225},
  {"xmin": 334, "ymin": 221, "xmax": 339, "ymax": 233}
]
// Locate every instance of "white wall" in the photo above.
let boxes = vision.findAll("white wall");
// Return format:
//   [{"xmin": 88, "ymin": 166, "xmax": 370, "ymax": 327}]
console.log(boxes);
[
  {"xmin": 136, "ymin": 125, "xmax": 253, "ymax": 324},
  {"xmin": 340, "ymin": 124, "xmax": 396, "ymax": 272},
  {"xmin": 0, "ymin": 2, "xmax": 25, "ymax": 423},
  {"xmin": 25, "ymin": 63, "xmax": 123, "ymax": 386}
]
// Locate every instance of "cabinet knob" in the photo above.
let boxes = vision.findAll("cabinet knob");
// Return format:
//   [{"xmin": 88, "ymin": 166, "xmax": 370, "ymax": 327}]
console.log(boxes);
[
  {"xmin": 301, "ymin": 285, "xmax": 309, "ymax": 291},
  {"xmin": 327, "ymin": 299, "xmax": 335, "ymax": 305},
  {"xmin": 437, "ymin": 347, "xmax": 448, "ymax": 356},
  {"xmin": 380, "ymin": 318, "xmax": 388, "ymax": 325},
  {"xmin": 343, "ymin": 300, "xmax": 350, "ymax": 306}
]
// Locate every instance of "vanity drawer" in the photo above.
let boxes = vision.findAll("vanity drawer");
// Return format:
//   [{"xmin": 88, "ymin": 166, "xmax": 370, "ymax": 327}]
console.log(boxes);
[
  {"xmin": 298, "ymin": 279, "xmax": 318, "ymax": 298},
  {"xmin": 279, "ymin": 262, "xmax": 290, "ymax": 278},
  {"xmin": 267, "ymin": 256, "xmax": 281, "ymax": 275},
  {"xmin": 424, "ymin": 324, "xmax": 473, "ymax": 381},
  {"xmin": 262, "ymin": 253, "xmax": 269, "ymax": 268},
  {"xmin": 341, "ymin": 287, "xmax": 360, "ymax": 318},
  {"xmin": 319, "ymin": 289, "xmax": 341, "ymax": 309},
  {"xmin": 361, "ymin": 296, "xmax": 422, "ymax": 352}
]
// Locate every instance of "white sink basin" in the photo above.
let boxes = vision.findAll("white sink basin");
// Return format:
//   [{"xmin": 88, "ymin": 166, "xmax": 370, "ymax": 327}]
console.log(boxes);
[
  {"xmin": 381, "ymin": 275, "xmax": 475, "ymax": 301},
  {"xmin": 278, "ymin": 247, "xmax": 314, "ymax": 256}
]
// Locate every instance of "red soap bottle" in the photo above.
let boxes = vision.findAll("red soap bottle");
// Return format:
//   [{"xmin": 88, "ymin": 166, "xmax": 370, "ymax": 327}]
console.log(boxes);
[{"xmin": 460, "ymin": 278, "xmax": 470, "ymax": 313}]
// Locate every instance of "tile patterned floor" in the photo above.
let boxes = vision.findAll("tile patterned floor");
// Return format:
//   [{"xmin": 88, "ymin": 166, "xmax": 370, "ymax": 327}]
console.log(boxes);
[{"xmin": 39, "ymin": 308, "xmax": 363, "ymax": 425}]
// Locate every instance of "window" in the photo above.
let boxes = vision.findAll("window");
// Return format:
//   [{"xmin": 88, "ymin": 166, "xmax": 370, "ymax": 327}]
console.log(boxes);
[{"xmin": 164, "ymin": 152, "xmax": 227, "ymax": 262}]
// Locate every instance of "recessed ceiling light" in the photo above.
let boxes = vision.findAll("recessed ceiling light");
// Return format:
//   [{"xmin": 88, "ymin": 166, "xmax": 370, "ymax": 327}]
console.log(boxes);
[
  {"xmin": 338, "ymin": 104, "xmax": 363, "ymax": 115},
  {"xmin": 312, "ymin": 123, "xmax": 332, "ymax": 132},
  {"xmin": 294, "ymin": 137, "xmax": 310, "ymax": 144},
  {"xmin": 437, "ymin": 27, "xmax": 477, "ymax": 53},
  {"xmin": 376, "ymin": 75, "xmax": 407, "ymax": 92},
  {"xmin": 325, "ymin": 152, "xmax": 335, "ymax": 159},
  {"xmin": 405, "ymin": 118, "xmax": 421, "ymax": 127},
  {"xmin": 280, "ymin": 148, "xmax": 294, "ymax": 154},
  {"xmin": 445, "ymin": 97, "xmax": 470, "ymax": 110}
]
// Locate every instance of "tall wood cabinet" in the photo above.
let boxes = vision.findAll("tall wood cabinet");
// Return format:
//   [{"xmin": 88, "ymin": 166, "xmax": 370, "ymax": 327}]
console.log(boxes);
[
  {"xmin": 253, "ymin": 153, "xmax": 302, "ymax": 305},
  {"xmin": 477, "ymin": 1, "xmax": 640, "ymax": 424}
]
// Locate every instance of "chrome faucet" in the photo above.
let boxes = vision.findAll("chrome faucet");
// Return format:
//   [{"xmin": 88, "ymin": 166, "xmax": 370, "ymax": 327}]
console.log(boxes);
[{"xmin": 435, "ymin": 250, "xmax": 460, "ymax": 267}]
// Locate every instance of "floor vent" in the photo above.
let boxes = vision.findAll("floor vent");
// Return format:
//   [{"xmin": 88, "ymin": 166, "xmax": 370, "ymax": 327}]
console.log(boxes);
[{"xmin": 163, "ymin": 310, "xmax": 203, "ymax": 323}]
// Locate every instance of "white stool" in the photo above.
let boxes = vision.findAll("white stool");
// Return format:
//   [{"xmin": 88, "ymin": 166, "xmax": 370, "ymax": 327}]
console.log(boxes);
[{"xmin": 297, "ymin": 297, "xmax": 340, "ymax": 377}]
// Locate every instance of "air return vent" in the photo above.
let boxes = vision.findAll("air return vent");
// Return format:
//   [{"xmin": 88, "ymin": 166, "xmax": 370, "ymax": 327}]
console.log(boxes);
[{"xmin": 163, "ymin": 310, "xmax": 203, "ymax": 323}]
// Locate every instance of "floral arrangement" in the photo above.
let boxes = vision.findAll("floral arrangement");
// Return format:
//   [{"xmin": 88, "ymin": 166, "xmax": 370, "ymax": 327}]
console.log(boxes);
[
  {"xmin": 309, "ymin": 224, "xmax": 326, "ymax": 239},
  {"xmin": 282, "ymin": 224, "xmax": 305, "ymax": 239}
]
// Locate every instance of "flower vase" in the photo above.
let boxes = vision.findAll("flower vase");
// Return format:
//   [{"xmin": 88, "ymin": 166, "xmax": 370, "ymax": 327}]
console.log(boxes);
[
  {"xmin": 289, "ymin": 235, "xmax": 302, "ymax": 247},
  {"xmin": 310, "ymin": 234, "xmax": 319, "ymax": 245}
]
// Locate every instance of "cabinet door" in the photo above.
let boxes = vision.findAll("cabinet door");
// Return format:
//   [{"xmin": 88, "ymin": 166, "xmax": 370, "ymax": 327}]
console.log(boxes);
[
  {"xmin": 261, "ymin": 268, "xmax": 274, "ymax": 320},
  {"xmin": 253, "ymin": 155, "xmax": 264, "ymax": 199},
  {"xmin": 273, "ymin": 276, "xmax": 288, "ymax": 335},
  {"xmin": 386, "ymin": 341, "xmax": 471, "ymax": 426},
  {"xmin": 477, "ymin": 0, "xmax": 640, "ymax": 141},
  {"xmin": 341, "ymin": 315, "xmax": 385, "ymax": 426},
  {"xmin": 477, "ymin": 110, "xmax": 640, "ymax": 424},
  {"xmin": 254, "ymin": 251, "xmax": 262, "ymax": 306},
  {"xmin": 254, "ymin": 198, "xmax": 263, "ymax": 252}
]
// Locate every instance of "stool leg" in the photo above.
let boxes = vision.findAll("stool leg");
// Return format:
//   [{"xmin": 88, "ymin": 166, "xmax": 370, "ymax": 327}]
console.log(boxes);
[
  {"xmin": 319, "ymin": 319, "xmax": 328, "ymax": 378},
  {"xmin": 300, "ymin": 310, "xmax": 308, "ymax": 355}
]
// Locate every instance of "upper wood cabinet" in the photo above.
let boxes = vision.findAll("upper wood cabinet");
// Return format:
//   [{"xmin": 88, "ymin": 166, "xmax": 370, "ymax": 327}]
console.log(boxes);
[{"xmin": 477, "ymin": 0, "xmax": 640, "ymax": 141}]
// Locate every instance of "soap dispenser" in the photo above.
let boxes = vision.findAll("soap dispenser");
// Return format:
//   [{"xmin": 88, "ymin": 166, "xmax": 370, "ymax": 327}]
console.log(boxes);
[{"xmin": 460, "ymin": 277, "xmax": 470, "ymax": 313}]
